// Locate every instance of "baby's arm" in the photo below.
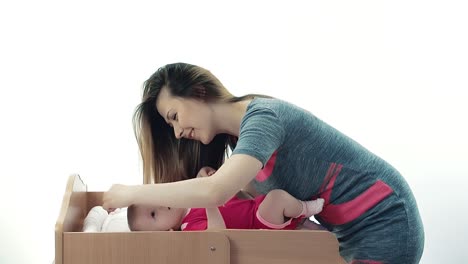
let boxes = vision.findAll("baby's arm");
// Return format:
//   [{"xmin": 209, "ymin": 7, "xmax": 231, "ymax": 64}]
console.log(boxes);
[
  {"xmin": 196, "ymin": 167, "xmax": 227, "ymax": 229},
  {"xmin": 206, "ymin": 207, "xmax": 226, "ymax": 230}
]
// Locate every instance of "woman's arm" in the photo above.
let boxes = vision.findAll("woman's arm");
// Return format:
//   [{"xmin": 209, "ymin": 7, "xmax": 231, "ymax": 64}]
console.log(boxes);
[
  {"xmin": 103, "ymin": 154, "xmax": 262, "ymax": 210},
  {"xmin": 206, "ymin": 207, "xmax": 226, "ymax": 230}
]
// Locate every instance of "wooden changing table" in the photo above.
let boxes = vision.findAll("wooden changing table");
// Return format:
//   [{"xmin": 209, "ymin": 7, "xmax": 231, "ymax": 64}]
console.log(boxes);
[{"xmin": 55, "ymin": 174, "xmax": 344, "ymax": 264}]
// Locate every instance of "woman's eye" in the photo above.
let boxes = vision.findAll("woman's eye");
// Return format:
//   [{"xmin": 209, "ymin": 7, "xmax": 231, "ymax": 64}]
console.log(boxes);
[
  {"xmin": 172, "ymin": 113, "xmax": 178, "ymax": 121},
  {"xmin": 151, "ymin": 211, "xmax": 155, "ymax": 218}
]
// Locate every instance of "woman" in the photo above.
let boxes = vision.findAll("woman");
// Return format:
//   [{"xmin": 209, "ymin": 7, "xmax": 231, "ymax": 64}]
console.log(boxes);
[{"xmin": 103, "ymin": 62, "xmax": 424, "ymax": 263}]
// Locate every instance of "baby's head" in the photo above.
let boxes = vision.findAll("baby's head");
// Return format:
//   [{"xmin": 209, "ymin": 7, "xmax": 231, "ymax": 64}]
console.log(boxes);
[{"xmin": 127, "ymin": 204, "xmax": 186, "ymax": 231}]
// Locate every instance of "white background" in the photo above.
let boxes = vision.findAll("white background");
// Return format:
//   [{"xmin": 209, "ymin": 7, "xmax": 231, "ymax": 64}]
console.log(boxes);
[{"xmin": 1, "ymin": 1, "xmax": 467, "ymax": 263}]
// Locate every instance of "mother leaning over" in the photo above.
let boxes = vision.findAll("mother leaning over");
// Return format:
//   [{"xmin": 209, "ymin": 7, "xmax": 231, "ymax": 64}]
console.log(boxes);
[{"xmin": 103, "ymin": 62, "xmax": 424, "ymax": 264}]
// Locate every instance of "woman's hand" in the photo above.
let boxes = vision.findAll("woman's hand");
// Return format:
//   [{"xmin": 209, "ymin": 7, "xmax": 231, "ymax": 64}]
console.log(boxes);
[{"xmin": 102, "ymin": 184, "xmax": 136, "ymax": 211}]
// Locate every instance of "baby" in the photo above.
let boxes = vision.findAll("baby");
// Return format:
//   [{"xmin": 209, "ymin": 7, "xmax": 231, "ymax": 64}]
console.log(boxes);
[{"xmin": 127, "ymin": 167, "xmax": 324, "ymax": 231}]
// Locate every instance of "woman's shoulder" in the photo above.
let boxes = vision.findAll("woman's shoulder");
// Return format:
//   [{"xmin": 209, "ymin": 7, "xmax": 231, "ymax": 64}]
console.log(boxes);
[
  {"xmin": 248, "ymin": 97, "xmax": 292, "ymax": 111},
  {"xmin": 240, "ymin": 97, "xmax": 307, "ymax": 134},
  {"xmin": 244, "ymin": 97, "xmax": 320, "ymax": 132},
  {"xmin": 247, "ymin": 97, "xmax": 308, "ymax": 117}
]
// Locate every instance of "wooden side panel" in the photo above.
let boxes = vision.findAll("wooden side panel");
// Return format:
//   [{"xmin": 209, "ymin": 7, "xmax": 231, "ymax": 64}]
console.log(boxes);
[
  {"xmin": 223, "ymin": 230, "xmax": 344, "ymax": 264},
  {"xmin": 86, "ymin": 192, "xmax": 103, "ymax": 212},
  {"xmin": 64, "ymin": 232, "xmax": 230, "ymax": 264},
  {"xmin": 55, "ymin": 174, "xmax": 87, "ymax": 264}
]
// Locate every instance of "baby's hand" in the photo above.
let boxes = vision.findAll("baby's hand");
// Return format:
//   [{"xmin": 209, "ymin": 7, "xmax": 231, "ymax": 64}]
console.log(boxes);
[
  {"xmin": 102, "ymin": 184, "xmax": 135, "ymax": 211},
  {"xmin": 196, "ymin": 166, "xmax": 216, "ymax": 178}
]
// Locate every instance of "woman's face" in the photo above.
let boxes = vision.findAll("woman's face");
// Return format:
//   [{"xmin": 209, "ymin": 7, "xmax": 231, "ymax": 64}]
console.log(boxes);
[{"xmin": 156, "ymin": 86, "xmax": 215, "ymax": 144}]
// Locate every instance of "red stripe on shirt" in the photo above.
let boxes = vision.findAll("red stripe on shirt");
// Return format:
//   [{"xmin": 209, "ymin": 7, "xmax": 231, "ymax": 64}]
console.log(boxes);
[
  {"xmin": 255, "ymin": 151, "xmax": 278, "ymax": 182},
  {"xmin": 316, "ymin": 163, "xmax": 393, "ymax": 225}
]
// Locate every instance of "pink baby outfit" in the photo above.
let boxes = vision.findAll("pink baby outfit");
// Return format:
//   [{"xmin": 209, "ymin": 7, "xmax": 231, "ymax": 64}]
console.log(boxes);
[{"xmin": 180, "ymin": 195, "xmax": 302, "ymax": 231}]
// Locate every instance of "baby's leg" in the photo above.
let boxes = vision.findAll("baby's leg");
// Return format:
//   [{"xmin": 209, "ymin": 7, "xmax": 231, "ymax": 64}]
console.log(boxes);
[{"xmin": 257, "ymin": 189, "xmax": 324, "ymax": 225}]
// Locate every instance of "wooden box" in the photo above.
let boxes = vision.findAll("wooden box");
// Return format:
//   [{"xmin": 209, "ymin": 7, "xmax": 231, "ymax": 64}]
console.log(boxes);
[{"xmin": 55, "ymin": 174, "xmax": 343, "ymax": 264}]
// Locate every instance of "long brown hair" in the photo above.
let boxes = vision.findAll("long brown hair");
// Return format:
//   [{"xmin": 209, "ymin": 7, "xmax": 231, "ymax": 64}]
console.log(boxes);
[{"xmin": 133, "ymin": 63, "xmax": 264, "ymax": 184}]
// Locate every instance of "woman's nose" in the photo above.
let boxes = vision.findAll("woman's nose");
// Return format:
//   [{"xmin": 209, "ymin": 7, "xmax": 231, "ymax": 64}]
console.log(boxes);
[{"xmin": 174, "ymin": 125, "xmax": 183, "ymax": 139}]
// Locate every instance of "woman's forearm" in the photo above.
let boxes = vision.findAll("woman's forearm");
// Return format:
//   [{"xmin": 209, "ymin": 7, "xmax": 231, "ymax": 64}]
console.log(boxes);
[
  {"xmin": 103, "ymin": 154, "xmax": 262, "ymax": 210},
  {"xmin": 132, "ymin": 154, "xmax": 262, "ymax": 208},
  {"xmin": 133, "ymin": 177, "xmax": 221, "ymax": 208}
]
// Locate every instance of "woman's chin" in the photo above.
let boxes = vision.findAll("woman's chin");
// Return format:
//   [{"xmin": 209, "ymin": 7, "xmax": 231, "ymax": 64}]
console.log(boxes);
[{"xmin": 200, "ymin": 135, "xmax": 213, "ymax": 145}]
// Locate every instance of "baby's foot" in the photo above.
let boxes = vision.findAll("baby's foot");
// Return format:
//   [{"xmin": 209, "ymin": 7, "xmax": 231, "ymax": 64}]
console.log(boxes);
[{"xmin": 302, "ymin": 198, "xmax": 325, "ymax": 217}]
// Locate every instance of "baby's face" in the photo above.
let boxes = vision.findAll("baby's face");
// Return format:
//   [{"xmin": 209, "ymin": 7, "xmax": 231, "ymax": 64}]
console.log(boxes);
[{"xmin": 132, "ymin": 205, "xmax": 185, "ymax": 231}]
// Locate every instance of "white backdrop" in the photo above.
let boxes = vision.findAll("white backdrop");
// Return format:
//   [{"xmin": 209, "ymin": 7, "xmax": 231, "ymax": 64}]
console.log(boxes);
[{"xmin": 1, "ymin": 1, "xmax": 467, "ymax": 263}]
